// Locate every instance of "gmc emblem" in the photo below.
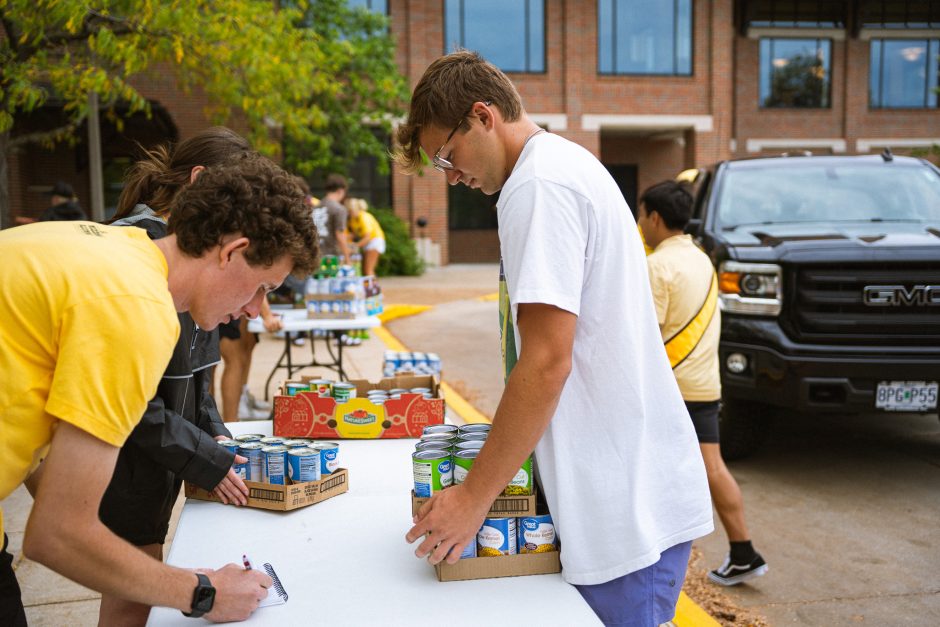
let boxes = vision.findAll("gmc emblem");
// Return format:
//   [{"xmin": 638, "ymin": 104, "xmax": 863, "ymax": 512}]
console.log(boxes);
[{"xmin": 863, "ymin": 285, "xmax": 940, "ymax": 306}]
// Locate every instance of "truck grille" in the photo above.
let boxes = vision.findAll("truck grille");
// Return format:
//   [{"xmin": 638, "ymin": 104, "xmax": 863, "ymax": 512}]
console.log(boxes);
[{"xmin": 789, "ymin": 264, "xmax": 940, "ymax": 345}]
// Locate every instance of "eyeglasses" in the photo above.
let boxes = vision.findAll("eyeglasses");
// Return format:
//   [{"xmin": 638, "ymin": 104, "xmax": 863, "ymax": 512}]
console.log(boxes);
[{"xmin": 431, "ymin": 101, "xmax": 490, "ymax": 172}]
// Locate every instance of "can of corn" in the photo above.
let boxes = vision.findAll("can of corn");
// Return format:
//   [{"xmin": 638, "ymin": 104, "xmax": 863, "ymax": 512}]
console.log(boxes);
[
  {"xmin": 518, "ymin": 514, "xmax": 557, "ymax": 553},
  {"xmin": 423, "ymin": 424, "xmax": 458, "ymax": 436},
  {"xmin": 332, "ymin": 382, "xmax": 356, "ymax": 402},
  {"xmin": 261, "ymin": 445, "xmax": 288, "ymax": 485},
  {"xmin": 287, "ymin": 448, "xmax": 321, "ymax": 483},
  {"xmin": 237, "ymin": 442, "xmax": 264, "ymax": 481},
  {"xmin": 502, "ymin": 455, "xmax": 533, "ymax": 496},
  {"xmin": 453, "ymin": 448, "xmax": 478, "ymax": 485},
  {"xmin": 477, "ymin": 517, "xmax": 517, "ymax": 556},
  {"xmin": 412, "ymin": 449, "xmax": 452, "ymax": 498},
  {"xmin": 308, "ymin": 441, "xmax": 339, "ymax": 475},
  {"xmin": 458, "ymin": 423, "xmax": 491, "ymax": 435}
]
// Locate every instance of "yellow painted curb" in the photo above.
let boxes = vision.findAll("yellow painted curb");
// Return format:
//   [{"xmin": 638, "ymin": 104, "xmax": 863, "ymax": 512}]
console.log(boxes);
[
  {"xmin": 673, "ymin": 592, "xmax": 721, "ymax": 627},
  {"xmin": 477, "ymin": 292, "xmax": 499, "ymax": 302},
  {"xmin": 372, "ymin": 326, "xmax": 407, "ymax": 352},
  {"xmin": 379, "ymin": 303, "xmax": 433, "ymax": 323}
]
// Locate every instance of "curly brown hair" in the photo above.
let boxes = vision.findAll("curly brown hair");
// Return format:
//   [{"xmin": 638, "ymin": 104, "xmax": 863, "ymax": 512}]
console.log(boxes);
[{"xmin": 168, "ymin": 152, "xmax": 319, "ymax": 276}]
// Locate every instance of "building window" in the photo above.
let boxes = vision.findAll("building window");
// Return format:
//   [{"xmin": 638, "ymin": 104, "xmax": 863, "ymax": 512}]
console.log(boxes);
[
  {"xmin": 870, "ymin": 39, "xmax": 940, "ymax": 108},
  {"xmin": 860, "ymin": 0, "xmax": 940, "ymax": 29},
  {"xmin": 448, "ymin": 186, "xmax": 499, "ymax": 230},
  {"xmin": 347, "ymin": 0, "xmax": 387, "ymax": 12},
  {"xmin": 597, "ymin": 0, "xmax": 692, "ymax": 76},
  {"xmin": 759, "ymin": 38, "xmax": 832, "ymax": 108},
  {"xmin": 444, "ymin": 0, "xmax": 545, "ymax": 73},
  {"xmin": 743, "ymin": 0, "xmax": 846, "ymax": 28}
]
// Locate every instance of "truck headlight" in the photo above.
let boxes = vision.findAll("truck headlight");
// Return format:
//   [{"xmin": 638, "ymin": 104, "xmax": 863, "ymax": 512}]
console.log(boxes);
[{"xmin": 718, "ymin": 261, "xmax": 782, "ymax": 315}]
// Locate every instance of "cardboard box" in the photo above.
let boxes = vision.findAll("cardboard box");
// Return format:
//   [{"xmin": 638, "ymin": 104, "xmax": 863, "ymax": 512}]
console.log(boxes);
[
  {"xmin": 435, "ymin": 551, "xmax": 561, "ymax": 582},
  {"xmin": 273, "ymin": 375, "xmax": 445, "ymax": 439},
  {"xmin": 411, "ymin": 490, "xmax": 538, "ymax": 518},
  {"xmin": 184, "ymin": 468, "xmax": 349, "ymax": 511}
]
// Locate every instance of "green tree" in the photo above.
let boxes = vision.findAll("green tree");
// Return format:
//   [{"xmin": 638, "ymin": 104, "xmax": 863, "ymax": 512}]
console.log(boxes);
[{"xmin": 0, "ymin": 0, "xmax": 406, "ymax": 227}]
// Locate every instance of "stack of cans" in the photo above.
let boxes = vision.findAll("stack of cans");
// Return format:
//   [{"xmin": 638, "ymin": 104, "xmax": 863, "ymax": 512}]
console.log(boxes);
[
  {"xmin": 218, "ymin": 436, "xmax": 341, "ymax": 485},
  {"xmin": 383, "ymin": 351, "xmax": 442, "ymax": 377}
]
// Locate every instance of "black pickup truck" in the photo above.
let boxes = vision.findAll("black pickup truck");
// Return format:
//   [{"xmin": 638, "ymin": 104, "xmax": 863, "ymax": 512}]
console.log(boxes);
[{"xmin": 683, "ymin": 152, "xmax": 940, "ymax": 459}]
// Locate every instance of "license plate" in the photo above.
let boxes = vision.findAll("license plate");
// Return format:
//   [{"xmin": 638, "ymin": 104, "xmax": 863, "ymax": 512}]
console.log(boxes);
[{"xmin": 875, "ymin": 381, "xmax": 938, "ymax": 412}]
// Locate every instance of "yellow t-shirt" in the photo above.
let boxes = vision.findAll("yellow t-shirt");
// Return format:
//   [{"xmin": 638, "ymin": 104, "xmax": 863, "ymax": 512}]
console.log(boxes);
[
  {"xmin": 0, "ymin": 222, "xmax": 179, "ymax": 538},
  {"xmin": 348, "ymin": 211, "xmax": 385, "ymax": 242},
  {"xmin": 646, "ymin": 234, "xmax": 721, "ymax": 402}
]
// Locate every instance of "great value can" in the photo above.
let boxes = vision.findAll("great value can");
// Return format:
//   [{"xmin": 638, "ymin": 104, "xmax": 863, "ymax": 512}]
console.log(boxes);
[
  {"xmin": 415, "ymin": 440, "xmax": 452, "ymax": 453},
  {"xmin": 423, "ymin": 424, "xmax": 458, "ymax": 436},
  {"xmin": 412, "ymin": 450, "xmax": 452, "ymax": 498},
  {"xmin": 458, "ymin": 423, "xmax": 491, "ymax": 435},
  {"xmin": 262, "ymin": 445, "xmax": 288, "ymax": 485},
  {"xmin": 332, "ymin": 382, "xmax": 356, "ymax": 402},
  {"xmin": 308, "ymin": 442, "xmax": 339, "ymax": 475},
  {"xmin": 234, "ymin": 434, "xmax": 264, "ymax": 443},
  {"xmin": 282, "ymin": 439, "xmax": 312, "ymax": 448},
  {"xmin": 502, "ymin": 455, "xmax": 533, "ymax": 496},
  {"xmin": 259, "ymin": 436, "xmax": 285, "ymax": 446},
  {"xmin": 456, "ymin": 432, "xmax": 487, "ymax": 442},
  {"xmin": 453, "ymin": 448, "xmax": 478, "ymax": 485},
  {"xmin": 477, "ymin": 517, "xmax": 517, "ymax": 557},
  {"xmin": 420, "ymin": 432, "xmax": 456, "ymax": 446},
  {"xmin": 454, "ymin": 440, "xmax": 484, "ymax": 452},
  {"xmin": 216, "ymin": 438, "xmax": 240, "ymax": 455},
  {"xmin": 518, "ymin": 514, "xmax": 557, "ymax": 554},
  {"xmin": 237, "ymin": 442, "xmax": 264, "ymax": 481},
  {"xmin": 287, "ymin": 448, "xmax": 321, "ymax": 483}
]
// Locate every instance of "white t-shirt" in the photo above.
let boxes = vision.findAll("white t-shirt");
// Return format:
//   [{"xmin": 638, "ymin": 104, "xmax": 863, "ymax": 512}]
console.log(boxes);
[{"xmin": 497, "ymin": 132, "xmax": 713, "ymax": 586}]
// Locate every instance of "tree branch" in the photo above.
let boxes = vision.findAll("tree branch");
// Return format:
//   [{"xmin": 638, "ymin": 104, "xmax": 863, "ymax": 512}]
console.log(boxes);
[{"xmin": 8, "ymin": 120, "xmax": 84, "ymax": 150}]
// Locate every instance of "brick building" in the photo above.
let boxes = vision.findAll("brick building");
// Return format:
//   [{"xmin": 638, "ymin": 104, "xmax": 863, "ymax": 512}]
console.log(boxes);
[{"xmin": 7, "ymin": 1, "xmax": 940, "ymax": 265}]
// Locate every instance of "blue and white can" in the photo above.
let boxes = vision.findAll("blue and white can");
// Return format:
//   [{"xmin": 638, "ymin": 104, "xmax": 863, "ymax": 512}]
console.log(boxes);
[
  {"xmin": 262, "ymin": 445, "xmax": 288, "ymax": 485},
  {"xmin": 477, "ymin": 517, "xmax": 518, "ymax": 556},
  {"xmin": 237, "ymin": 442, "xmax": 264, "ymax": 481},
  {"xmin": 518, "ymin": 514, "xmax": 557, "ymax": 553},
  {"xmin": 427, "ymin": 353, "xmax": 442, "ymax": 373},
  {"xmin": 308, "ymin": 442, "xmax": 339, "ymax": 475},
  {"xmin": 287, "ymin": 448, "xmax": 321, "ymax": 483}
]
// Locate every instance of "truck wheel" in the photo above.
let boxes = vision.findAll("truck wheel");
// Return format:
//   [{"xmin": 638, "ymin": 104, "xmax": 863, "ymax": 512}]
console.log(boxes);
[{"xmin": 718, "ymin": 399, "xmax": 770, "ymax": 461}]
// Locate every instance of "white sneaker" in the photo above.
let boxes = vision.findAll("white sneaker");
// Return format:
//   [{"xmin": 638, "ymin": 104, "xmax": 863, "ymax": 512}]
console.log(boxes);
[
  {"xmin": 247, "ymin": 391, "xmax": 272, "ymax": 411},
  {"xmin": 238, "ymin": 393, "xmax": 269, "ymax": 420}
]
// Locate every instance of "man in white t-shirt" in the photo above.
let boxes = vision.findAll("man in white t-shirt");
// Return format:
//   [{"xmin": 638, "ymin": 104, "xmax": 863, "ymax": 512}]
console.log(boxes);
[{"xmin": 396, "ymin": 51, "xmax": 713, "ymax": 626}]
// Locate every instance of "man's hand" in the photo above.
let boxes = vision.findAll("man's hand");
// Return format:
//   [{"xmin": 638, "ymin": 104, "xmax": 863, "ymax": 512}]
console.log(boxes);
[
  {"xmin": 203, "ymin": 563, "xmax": 272, "ymax": 623},
  {"xmin": 405, "ymin": 484, "xmax": 490, "ymax": 566},
  {"xmin": 261, "ymin": 314, "xmax": 282, "ymax": 333},
  {"xmin": 209, "ymin": 455, "xmax": 249, "ymax": 506}
]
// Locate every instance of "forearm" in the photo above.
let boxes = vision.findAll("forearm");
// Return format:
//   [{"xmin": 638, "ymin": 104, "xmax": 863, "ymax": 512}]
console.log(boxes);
[{"xmin": 461, "ymin": 355, "xmax": 567, "ymax": 506}]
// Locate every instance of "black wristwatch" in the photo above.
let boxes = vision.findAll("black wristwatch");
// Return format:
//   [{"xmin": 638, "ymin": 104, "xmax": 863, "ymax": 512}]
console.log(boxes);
[{"xmin": 183, "ymin": 573, "xmax": 215, "ymax": 618}]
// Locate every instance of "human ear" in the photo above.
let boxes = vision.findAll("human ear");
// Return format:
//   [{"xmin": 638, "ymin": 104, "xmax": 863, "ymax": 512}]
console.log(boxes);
[
  {"xmin": 190, "ymin": 165, "xmax": 206, "ymax": 184},
  {"xmin": 218, "ymin": 236, "xmax": 250, "ymax": 268}
]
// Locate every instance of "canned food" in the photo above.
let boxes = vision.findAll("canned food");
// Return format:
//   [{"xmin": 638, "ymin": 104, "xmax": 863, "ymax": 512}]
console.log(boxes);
[
  {"xmin": 234, "ymin": 434, "xmax": 264, "ymax": 443},
  {"xmin": 502, "ymin": 454, "xmax": 533, "ymax": 496},
  {"xmin": 410, "ymin": 387, "xmax": 432, "ymax": 395},
  {"xmin": 285, "ymin": 382, "xmax": 309, "ymax": 396},
  {"xmin": 309, "ymin": 379, "xmax": 333, "ymax": 397},
  {"xmin": 458, "ymin": 424, "xmax": 491, "ymax": 434},
  {"xmin": 259, "ymin": 436, "xmax": 285, "ymax": 445},
  {"xmin": 427, "ymin": 353, "xmax": 442, "ymax": 373},
  {"xmin": 477, "ymin": 517, "xmax": 517, "ymax": 556},
  {"xmin": 518, "ymin": 514, "xmax": 557, "ymax": 553},
  {"xmin": 453, "ymin": 448, "xmax": 478, "ymax": 484},
  {"xmin": 216, "ymin": 438, "xmax": 240, "ymax": 455},
  {"xmin": 287, "ymin": 448, "xmax": 321, "ymax": 483},
  {"xmin": 456, "ymin": 432, "xmax": 487, "ymax": 442},
  {"xmin": 308, "ymin": 442, "xmax": 339, "ymax": 475},
  {"xmin": 454, "ymin": 440, "xmax": 484, "ymax": 452},
  {"xmin": 389, "ymin": 388, "xmax": 409, "ymax": 395},
  {"xmin": 282, "ymin": 439, "xmax": 312, "ymax": 448},
  {"xmin": 412, "ymin": 450, "xmax": 452, "ymax": 497},
  {"xmin": 457, "ymin": 541, "xmax": 477, "ymax": 560},
  {"xmin": 237, "ymin": 442, "xmax": 264, "ymax": 481},
  {"xmin": 332, "ymin": 382, "xmax": 356, "ymax": 402},
  {"xmin": 262, "ymin": 445, "xmax": 288, "ymax": 485},
  {"xmin": 423, "ymin": 424, "xmax": 458, "ymax": 436},
  {"xmin": 415, "ymin": 440, "xmax": 453, "ymax": 453},
  {"xmin": 420, "ymin": 433, "xmax": 456, "ymax": 446}
]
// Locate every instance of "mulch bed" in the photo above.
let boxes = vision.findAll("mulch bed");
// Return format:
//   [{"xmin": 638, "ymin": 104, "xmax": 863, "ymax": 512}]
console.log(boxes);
[{"xmin": 682, "ymin": 547, "xmax": 770, "ymax": 627}]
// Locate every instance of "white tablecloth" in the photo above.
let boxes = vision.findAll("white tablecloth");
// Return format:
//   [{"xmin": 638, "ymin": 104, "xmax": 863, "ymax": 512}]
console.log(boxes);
[{"xmin": 147, "ymin": 421, "xmax": 599, "ymax": 626}]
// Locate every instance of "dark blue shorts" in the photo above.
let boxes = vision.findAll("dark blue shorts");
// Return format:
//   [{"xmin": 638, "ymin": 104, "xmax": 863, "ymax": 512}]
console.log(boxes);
[{"xmin": 574, "ymin": 541, "xmax": 692, "ymax": 627}]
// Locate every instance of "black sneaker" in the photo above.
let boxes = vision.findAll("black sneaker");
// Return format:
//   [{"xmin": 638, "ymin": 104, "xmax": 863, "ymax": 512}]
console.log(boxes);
[{"xmin": 708, "ymin": 553, "xmax": 768, "ymax": 586}]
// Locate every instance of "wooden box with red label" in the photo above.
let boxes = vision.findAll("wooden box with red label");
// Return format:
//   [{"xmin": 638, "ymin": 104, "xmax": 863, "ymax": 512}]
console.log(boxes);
[{"xmin": 273, "ymin": 375, "xmax": 445, "ymax": 439}]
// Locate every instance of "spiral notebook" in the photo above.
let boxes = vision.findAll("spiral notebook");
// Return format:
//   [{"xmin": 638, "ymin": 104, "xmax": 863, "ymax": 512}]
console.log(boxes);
[{"xmin": 259, "ymin": 562, "xmax": 288, "ymax": 607}]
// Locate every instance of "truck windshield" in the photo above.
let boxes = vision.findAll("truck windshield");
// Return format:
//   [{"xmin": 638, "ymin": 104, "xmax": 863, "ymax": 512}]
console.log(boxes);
[{"xmin": 716, "ymin": 162, "xmax": 940, "ymax": 230}]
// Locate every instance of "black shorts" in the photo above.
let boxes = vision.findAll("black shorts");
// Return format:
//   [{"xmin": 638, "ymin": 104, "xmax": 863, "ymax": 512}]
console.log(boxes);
[
  {"xmin": 218, "ymin": 318, "xmax": 241, "ymax": 341},
  {"xmin": 0, "ymin": 535, "xmax": 27, "ymax": 627},
  {"xmin": 685, "ymin": 400, "xmax": 720, "ymax": 444},
  {"xmin": 99, "ymin": 448, "xmax": 182, "ymax": 546}
]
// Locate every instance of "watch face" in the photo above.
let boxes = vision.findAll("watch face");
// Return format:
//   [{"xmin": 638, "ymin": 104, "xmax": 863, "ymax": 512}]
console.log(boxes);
[{"xmin": 195, "ymin": 584, "xmax": 215, "ymax": 611}]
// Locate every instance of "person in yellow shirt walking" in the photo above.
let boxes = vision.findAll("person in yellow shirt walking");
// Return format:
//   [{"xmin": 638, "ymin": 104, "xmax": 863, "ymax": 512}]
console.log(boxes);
[
  {"xmin": 0, "ymin": 153, "xmax": 319, "ymax": 624},
  {"xmin": 345, "ymin": 197, "xmax": 386, "ymax": 277},
  {"xmin": 638, "ymin": 180, "xmax": 769, "ymax": 586}
]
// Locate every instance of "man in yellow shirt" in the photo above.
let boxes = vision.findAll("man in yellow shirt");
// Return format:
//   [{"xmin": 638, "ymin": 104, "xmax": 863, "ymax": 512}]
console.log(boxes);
[
  {"xmin": 638, "ymin": 180, "xmax": 768, "ymax": 586},
  {"xmin": 0, "ymin": 153, "xmax": 319, "ymax": 623}
]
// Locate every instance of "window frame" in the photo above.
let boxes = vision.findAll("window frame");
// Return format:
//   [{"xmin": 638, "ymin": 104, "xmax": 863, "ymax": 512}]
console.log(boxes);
[
  {"xmin": 442, "ymin": 0, "xmax": 547, "ymax": 75},
  {"xmin": 596, "ymin": 0, "xmax": 695, "ymax": 77},
  {"xmin": 758, "ymin": 37, "xmax": 834, "ymax": 109},
  {"xmin": 869, "ymin": 37, "xmax": 940, "ymax": 110}
]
